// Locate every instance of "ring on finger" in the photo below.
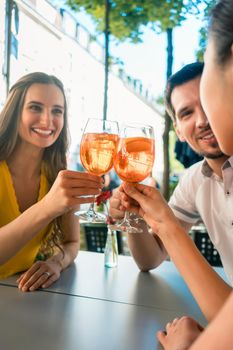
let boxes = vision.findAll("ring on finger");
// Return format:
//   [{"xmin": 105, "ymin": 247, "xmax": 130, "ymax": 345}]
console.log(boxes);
[{"xmin": 43, "ymin": 271, "xmax": 51, "ymax": 278}]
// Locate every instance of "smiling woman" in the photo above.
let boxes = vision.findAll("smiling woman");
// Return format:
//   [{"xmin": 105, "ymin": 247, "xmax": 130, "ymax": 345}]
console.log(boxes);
[
  {"xmin": 0, "ymin": 72, "xmax": 102, "ymax": 291},
  {"xmin": 18, "ymin": 83, "xmax": 65, "ymax": 150}
]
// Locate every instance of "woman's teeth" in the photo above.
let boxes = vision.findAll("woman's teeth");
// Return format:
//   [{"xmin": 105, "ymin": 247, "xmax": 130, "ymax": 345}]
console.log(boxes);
[{"xmin": 33, "ymin": 128, "xmax": 52, "ymax": 135}]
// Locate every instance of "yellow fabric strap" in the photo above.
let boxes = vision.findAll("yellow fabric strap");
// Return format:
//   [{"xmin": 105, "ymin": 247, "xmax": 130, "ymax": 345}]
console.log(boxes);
[{"xmin": 0, "ymin": 161, "xmax": 52, "ymax": 279}]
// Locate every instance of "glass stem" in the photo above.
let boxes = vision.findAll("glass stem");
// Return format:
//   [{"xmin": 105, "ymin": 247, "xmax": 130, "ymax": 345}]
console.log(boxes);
[
  {"xmin": 123, "ymin": 211, "xmax": 131, "ymax": 224},
  {"xmin": 116, "ymin": 211, "xmax": 143, "ymax": 233},
  {"xmin": 87, "ymin": 199, "xmax": 95, "ymax": 214}
]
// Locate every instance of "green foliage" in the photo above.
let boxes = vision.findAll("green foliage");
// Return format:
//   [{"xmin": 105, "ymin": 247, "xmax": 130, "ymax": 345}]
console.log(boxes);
[
  {"xmin": 66, "ymin": 0, "xmax": 147, "ymax": 42},
  {"xmin": 196, "ymin": 27, "xmax": 207, "ymax": 61},
  {"xmin": 155, "ymin": 95, "xmax": 164, "ymax": 106},
  {"xmin": 143, "ymin": 0, "xmax": 199, "ymax": 32},
  {"xmin": 66, "ymin": 0, "xmax": 203, "ymax": 42}
]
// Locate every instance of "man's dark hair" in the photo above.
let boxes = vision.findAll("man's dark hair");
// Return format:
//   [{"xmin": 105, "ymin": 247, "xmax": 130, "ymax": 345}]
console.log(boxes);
[{"xmin": 165, "ymin": 62, "xmax": 204, "ymax": 122}]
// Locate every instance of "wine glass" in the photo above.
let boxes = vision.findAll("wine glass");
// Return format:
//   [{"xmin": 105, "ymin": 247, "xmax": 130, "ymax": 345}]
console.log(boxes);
[
  {"xmin": 76, "ymin": 118, "xmax": 119, "ymax": 222},
  {"xmin": 113, "ymin": 123, "xmax": 155, "ymax": 233}
]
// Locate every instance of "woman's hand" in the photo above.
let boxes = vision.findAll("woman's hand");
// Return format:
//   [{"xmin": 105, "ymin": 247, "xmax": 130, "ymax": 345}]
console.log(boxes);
[
  {"xmin": 120, "ymin": 182, "xmax": 180, "ymax": 237},
  {"xmin": 41, "ymin": 170, "xmax": 102, "ymax": 218},
  {"xmin": 17, "ymin": 259, "xmax": 62, "ymax": 292},
  {"xmin": 157, "ymin": 316, "xmax": 204, "ymax": 350}
]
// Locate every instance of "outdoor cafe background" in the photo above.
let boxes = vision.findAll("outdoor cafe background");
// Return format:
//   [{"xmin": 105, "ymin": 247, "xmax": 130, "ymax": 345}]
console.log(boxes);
[{"xmin": 0, "ymin": 0, "xmax": 166, "ymax": 184}]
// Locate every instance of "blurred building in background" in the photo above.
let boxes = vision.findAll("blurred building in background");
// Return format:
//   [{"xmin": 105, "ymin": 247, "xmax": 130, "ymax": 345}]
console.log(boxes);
[{"xmin": 0, "ymin": 0, "xmax": 164, "ymax": 182}]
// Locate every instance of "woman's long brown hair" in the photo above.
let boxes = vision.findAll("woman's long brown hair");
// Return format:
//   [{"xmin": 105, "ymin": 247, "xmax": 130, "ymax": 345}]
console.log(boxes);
[{"xmin": 0, "ymin": 72, "xmax": 70, "ymax": 259}]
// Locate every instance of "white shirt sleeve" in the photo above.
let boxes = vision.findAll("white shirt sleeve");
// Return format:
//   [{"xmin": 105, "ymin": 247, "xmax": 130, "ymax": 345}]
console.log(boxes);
[{"xmin": 169, "ymin": 166, "xmax": 201, "ymax": 224}]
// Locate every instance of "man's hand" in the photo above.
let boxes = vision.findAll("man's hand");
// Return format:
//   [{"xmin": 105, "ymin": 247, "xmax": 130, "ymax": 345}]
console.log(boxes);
[{"xmin": 109, "ymin": 188, "xmax": 125, "ymax": 220}]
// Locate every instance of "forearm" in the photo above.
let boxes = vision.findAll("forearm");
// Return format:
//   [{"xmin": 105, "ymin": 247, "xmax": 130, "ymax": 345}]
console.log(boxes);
[
  {"xmin": 159, "ymin": 221, "xmax": 232, "ymax": 321},
  {"xmin": 128, "ymin": 219, "xmax": 168, "ymax": 271},
  {"xmin": 49, "ymin": 212, "xmax": 80, "ymax": 271},
  {"xmin": 0, "ymin": 200, "xmax": 55, "ymax": 264},
  {"xmin": 189, "ymin": 292, "xmax": 233, "ymax": 350},
  {"xmin": 48, "ymin": 241, "xmax": 79, "ymax": 271}
]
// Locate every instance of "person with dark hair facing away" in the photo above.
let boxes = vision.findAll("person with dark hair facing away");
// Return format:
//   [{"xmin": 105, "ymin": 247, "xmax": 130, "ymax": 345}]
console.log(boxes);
[{"xmin": 0, "ymin": 72, "xmax": 102, "ymax": 291}]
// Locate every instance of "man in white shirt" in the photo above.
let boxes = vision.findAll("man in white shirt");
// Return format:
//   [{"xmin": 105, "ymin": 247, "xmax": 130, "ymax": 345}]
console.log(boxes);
[{"xmin": 110, "ymin": 62, "xmax": 233, "ymax": 285}]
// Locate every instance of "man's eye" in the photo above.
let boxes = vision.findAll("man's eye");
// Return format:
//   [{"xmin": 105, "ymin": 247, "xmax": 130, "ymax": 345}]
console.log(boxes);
[{"xmin": 180, "ymin": 110, "xmax": 192, "ymax": 118}]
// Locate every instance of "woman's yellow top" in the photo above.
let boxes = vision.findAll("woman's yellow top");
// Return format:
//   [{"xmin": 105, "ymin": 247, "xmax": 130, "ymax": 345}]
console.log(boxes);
[{"xmin": 0, "ymin": 161, "xmax": 52, "ymax": 279}]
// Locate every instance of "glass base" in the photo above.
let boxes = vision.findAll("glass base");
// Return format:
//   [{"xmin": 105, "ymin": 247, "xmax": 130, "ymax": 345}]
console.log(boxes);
[
  {"xmin": 75, "ymin": 209, "xmax": 107, "ymax": 223},
  {"xmin": 109, "ymin": 210, "xmax": 143, "ymax": 233},
  {"xmin": 114, "ymin": 221, "xmax": 143, "ymax": 233}
]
